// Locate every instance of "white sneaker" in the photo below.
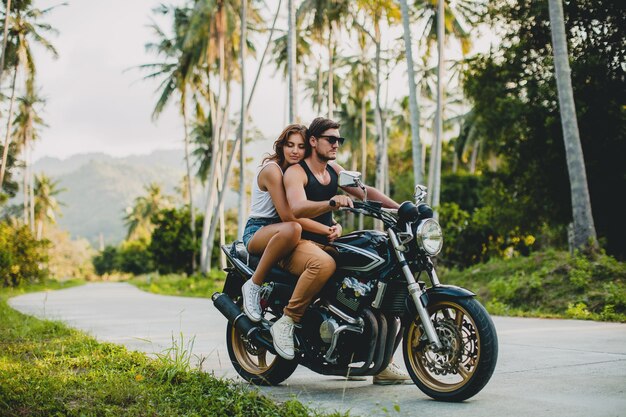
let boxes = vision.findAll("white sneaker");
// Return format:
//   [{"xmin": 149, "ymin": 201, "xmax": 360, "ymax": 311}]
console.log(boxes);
[
  {"xmin": 241, "ymin": 279, "xmax": 262, "ymax": 322},
  {"xmin": 373, "ymin": 362, "xmax": 411, "ymax": 385},
  {"xmin": 270, "ymin": 315, "xmax": 295, "ymax": 360}
]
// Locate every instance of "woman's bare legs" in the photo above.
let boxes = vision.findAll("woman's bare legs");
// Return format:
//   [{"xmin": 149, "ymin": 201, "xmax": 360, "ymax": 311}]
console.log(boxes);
[{"xmin": 247, "ymin": 222, "xmax": 302, "ymax": 285}]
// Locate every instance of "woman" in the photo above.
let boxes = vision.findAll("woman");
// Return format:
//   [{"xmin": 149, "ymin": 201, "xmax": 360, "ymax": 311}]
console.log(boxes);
[{"xmin": 241, "ymin": 124, "xmax": 338, "ymax": 323}]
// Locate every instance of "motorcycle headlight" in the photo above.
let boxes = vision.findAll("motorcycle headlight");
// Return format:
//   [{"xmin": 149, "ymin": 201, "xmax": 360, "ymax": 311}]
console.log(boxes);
[{"xmin": 415, "ymin": 218, "xmax": 443, "ymax": 256}]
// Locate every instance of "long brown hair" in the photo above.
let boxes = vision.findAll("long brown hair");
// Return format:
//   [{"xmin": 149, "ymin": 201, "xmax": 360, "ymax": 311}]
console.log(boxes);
[{"xmin": 262, "ymin": 124, "xmax": 308, "ymax": 170}]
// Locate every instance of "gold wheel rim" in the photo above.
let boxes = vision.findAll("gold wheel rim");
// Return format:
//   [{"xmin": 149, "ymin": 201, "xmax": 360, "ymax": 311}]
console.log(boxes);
[
  {"xmin": 230, "ymin": 325, "xmax": 279, "ymax": 375},
  {"xmin": 406, "ymin": 301, "xmax": 480, "ymax": 392}
]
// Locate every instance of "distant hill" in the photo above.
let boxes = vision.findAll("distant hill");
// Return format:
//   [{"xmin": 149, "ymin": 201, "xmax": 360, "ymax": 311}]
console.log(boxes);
[
  {"xmin": 25, "ymin": 149, "xmax": 237, "ymax": 247},
  {"xmin": 24, "ymin": 141, "xmax": 273, "ymax": 248}
]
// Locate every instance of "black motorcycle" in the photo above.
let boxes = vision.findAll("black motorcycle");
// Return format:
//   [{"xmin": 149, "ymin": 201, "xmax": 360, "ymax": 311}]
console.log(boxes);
[{"xmin": 212, "ymin": 171, "xmax": 498, "ymax": 402}]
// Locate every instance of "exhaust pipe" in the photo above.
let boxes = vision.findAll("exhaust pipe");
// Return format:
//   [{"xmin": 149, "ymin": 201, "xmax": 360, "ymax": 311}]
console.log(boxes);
[{"xmin": 212, "ymin": 292, "xmax": 275, "ymax": 353}]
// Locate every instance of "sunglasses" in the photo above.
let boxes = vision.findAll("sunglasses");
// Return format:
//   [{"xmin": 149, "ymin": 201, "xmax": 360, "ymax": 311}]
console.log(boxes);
[{"xmin": 318, "ymin": 135, "xmax": 345, "ymax": 146}]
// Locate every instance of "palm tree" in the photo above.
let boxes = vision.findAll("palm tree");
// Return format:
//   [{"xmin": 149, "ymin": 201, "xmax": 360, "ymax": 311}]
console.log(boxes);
[
  {"xmin": 547, "ymin": 0, "xmax": 597, "ymax": 250},
  {"xmin": 399, "ymin": 0, "xmax": 423, "ymax": 186},
  {"xmin": 142, "ymin": 4, "xmax": 202, "ymax": 270},
  {"xmin": 298, "ymin": 0, "xmax": 351, "ymax": 118},
  {"xmin": 11, "ymin": 86, "xmax": 46, "ymax": 228},
  {"xmin": 0, "ymin": 1, "xmax": 60, "ymax": 190},
  {"xmin": 124, "ymin": 183, "xmax": 173, "ymax": 241},
  {"xmin": 353, "ymin": 0, "xmax": 400, "ymax": 201},
  {"xmin": 287, "ymin": 0, "xmax": 297, "ymax": 121},
  {"xmin": 0, "ymin": 0, "xmax": 12, "ymax": 90},
  {"xmin": 33, "ymin": 173, "xmax": 64, "ymax": 240},
  {"xmin": 412, "ymin": 0, "xmax": 484, "ymax": 210}
]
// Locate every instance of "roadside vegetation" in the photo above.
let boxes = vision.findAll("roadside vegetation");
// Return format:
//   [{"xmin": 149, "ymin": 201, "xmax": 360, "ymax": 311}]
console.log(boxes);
[
  {"xmin": 442, "ymin": 249, "xmax": 626, "ymax": 322},
  {"xmin": 0, "ymin": 283, "xmax": 347, "ymax": 417},
  {"xmin": 129, "ymin": 270, "xmax": 225, "ymax": 299}
]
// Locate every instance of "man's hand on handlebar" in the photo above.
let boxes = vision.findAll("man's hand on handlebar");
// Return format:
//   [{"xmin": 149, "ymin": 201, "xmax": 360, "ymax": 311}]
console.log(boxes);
[{"xmin": 329, "ymin": 195, "xmax": 353, "ymax": 210}]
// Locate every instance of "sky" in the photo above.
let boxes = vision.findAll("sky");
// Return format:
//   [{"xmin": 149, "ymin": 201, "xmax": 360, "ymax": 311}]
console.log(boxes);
[
  {"xmin": 28, "ymin": 0, "xmax": 494, "ymax": 162},
  {"xmin": 31, "ymin": 0, "xmax": 292, "ymax": 161}
]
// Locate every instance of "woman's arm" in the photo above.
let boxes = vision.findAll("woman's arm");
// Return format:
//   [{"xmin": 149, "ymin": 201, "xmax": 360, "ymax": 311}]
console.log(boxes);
[{"xmin": 260, "ymin": 164, "xmax": 334, "ymax": 237}]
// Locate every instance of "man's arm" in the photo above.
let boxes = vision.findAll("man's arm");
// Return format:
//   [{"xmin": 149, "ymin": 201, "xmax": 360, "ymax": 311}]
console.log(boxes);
[
  {"xmin": 330, "ymin": 162, "xmax": 400, "ymax": 209},
  {"xmin": 283, "ymin": 164, "xmax": 351, "ymax": 219}
]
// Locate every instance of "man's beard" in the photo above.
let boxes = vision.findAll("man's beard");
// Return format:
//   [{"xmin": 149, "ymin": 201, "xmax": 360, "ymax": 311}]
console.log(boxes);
[{"xmin": 315, "ymin": 149, "xmax": 336, "ymax": 162}]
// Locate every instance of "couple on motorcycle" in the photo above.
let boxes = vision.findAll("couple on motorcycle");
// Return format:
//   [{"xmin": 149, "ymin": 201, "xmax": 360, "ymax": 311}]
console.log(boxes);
[{"xmin": 240, "ymin": 117, "xmax": 407, "ymax": 384}]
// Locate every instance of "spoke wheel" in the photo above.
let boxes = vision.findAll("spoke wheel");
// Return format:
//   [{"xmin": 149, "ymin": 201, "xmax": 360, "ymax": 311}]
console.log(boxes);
[
  {"xmin": 226, "ymin": 320, "xmax": 298, "ymax": 386},
  {"xmin": 403, "ymin": 297, "xmax": 498, "ymax": 402}
]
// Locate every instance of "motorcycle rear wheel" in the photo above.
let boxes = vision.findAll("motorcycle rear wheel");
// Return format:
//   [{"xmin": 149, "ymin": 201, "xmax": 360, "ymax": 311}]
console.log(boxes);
[
  {"xmin": 226, "ymin": 321, "xmax": 298, "ymax": 386},
  {"xmin": 403, "ymin": 296, "xmax": 498, "ymax": 402}
]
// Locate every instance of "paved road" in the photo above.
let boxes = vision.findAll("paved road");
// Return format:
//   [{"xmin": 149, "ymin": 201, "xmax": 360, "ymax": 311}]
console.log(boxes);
[{"xmin": 9, "ymin": 282, "xmax": 626, "ymax": 417}]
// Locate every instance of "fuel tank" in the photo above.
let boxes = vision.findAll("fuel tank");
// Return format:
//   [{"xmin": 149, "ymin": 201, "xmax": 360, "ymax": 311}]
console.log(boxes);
[{"xmin": 331, "ymin": 230, "xmax": 389, "ymax": 273}]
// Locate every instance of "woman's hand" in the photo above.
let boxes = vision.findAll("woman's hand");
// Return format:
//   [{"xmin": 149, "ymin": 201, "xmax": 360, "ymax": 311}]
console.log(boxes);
[{"xmin": 328, "ymin": 223, "xmax": 342, "ymax": 242}]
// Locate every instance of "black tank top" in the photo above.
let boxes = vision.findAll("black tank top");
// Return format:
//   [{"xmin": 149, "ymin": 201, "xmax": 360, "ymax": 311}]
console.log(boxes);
[{"xmin": 299, "ymin": 160, "xmax": 338, "ymax": 243}]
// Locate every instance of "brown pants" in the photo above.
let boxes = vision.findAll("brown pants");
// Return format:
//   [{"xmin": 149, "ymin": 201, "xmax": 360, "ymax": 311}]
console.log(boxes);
[{"xmin": 279, "ymin": 239, "xmax": 336, "ymax": 322}]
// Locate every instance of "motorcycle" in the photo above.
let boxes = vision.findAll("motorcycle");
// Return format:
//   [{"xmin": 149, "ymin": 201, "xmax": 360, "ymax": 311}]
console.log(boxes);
[{"xmin": 212, "ymin": 171, "xmax": 498, "ymax": 402}]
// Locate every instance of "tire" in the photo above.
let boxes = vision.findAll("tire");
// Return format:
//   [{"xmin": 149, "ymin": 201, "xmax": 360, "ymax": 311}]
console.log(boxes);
[
  {"xmin": 226, "ymin": 321, "xmax": 298, "ymax": 386},
  {"xmin": 402, "ymin": 296, "xmax": 498, "ymax": 402}
]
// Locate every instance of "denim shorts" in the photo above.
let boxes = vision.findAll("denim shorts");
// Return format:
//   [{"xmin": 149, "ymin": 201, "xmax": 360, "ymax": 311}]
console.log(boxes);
[{"xmin": 242, "ymin": 217, "xmax": 281, "ymax": 250}]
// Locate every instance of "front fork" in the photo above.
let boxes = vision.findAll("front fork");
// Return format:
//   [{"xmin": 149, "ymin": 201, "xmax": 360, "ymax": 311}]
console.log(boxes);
[{"xmin": 387, "ymin": 229, "xmax": 443, "ymax": 350}]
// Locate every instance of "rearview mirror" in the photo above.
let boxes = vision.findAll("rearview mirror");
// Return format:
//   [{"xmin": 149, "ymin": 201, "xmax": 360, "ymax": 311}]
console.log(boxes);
[
  {"xmin": 339, "ymin": 171, "xmax": 367, "ymax": 201},
  {"xmin": 338, "ymin": 171, "xmax": 362, "ymax": 187},
  {"xmin": 414, "ymin": 185, "xmax": 427, "ymax": 204}
]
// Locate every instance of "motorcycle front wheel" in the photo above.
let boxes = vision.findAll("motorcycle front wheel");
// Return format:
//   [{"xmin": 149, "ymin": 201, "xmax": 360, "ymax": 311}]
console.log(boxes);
[
  {"xmin": 226, "ymin": 321, "xmax": 298, "ymax": 386},
  {"xmin": 403, "ymin": 296, "xmax": 498, "ymax": 402}
]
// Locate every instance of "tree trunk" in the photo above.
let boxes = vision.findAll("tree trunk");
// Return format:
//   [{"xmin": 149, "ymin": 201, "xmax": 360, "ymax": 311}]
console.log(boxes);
[
  {"xmin": 23, "ymin": 142, "xmax": 28, "ymax": 226},
  {"xmin": 287, "ymin": 0, "xmax": 297, "ymax": 122},
  {"xmin": 400, "ymin": 0, "xmax": 423, "ymax": 186},
  {"xmin": 359, "ymin": 97, "xmax": 367, "ymax": 229},
  {"xmin": 547, "ymin": 0, "xmax": 597, "ymax": 249},
  {"xmin": 200, "ymin": 5, "xmax": 227, "ymax": 273},
  {"xmin": 0, "ymin": 0, "xmax": 11, "ymax": 90},
  {"xmin": 429, "ymin": 0, "xmax": 445, "ymax": 217},
  {"xmin": 36, "ymin": 219, "xmax": 43, "ymax": 241},
  {"xmin": 327, "ymin": 28, "xmax": 334, "ymax": 118},
  {"xmin": 182, "ymin": 103, "xmax": 196, "ymax": 272},
  {"xmin": 29, "ymin": 154, "xmax": 34, "ymax": 232},
  {"xmin": 247, "ymin": 0, "xmax": 281, "ymax": 110},
  {"xmin": 469, "ymin": 139, "xmax": 479, "ymax": 174},
  {"xmin": 237, "ymin": 0, "xmax": 247, "ymax": 240},
  {"xmin": 0, "ymin": 66, "xmax": 18, "ymax": 189},
  {"xmin": 203, "ymin": 80, "xmax": 232, "ymax": 272},
  {"xmin": 373, "ymin": 24, "xmax": 385, "ymax": 230}
]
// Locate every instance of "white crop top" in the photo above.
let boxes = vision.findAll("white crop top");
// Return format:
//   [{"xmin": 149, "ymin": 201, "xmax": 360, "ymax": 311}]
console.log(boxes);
[{"xmin": 249, "ymin": 161, "xmax": 282, "ymax": 218}]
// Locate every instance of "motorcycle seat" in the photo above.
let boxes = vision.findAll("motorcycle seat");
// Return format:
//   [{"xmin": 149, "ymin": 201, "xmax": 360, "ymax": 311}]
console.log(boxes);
[{"xmin": 229, "ymin": 241, "xmax": 298, "ymax": 285}]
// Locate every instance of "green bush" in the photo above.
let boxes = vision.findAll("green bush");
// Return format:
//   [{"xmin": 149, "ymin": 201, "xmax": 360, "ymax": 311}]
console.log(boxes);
[
  {"xmin": 0, "ymin": 221, "xmax": 49, "ymax": 287},
  {"xmin": 149, "ymin": 207, "xmax": 203, "ymax": 275},
  {"xmin": 93, "ymin": 245, "xmax": 121, "ymax": 275},
  {"xmin": 119, "ymin": 239, "xmax": 154, "ymax": 275}
]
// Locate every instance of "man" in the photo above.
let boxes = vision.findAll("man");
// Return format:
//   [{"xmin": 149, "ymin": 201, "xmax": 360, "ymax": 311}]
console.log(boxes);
[{"xmin": 271, "ymin": 117, "xmax": 410, "ymax": 385}]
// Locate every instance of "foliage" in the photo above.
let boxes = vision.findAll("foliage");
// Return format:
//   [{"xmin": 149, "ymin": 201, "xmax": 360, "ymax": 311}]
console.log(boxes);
[
  {"xmin": 442, "ymin": 249, "xmax": 626, "ymax": 322},
  {"xmin": 463, "ymin": 0, "xmax": 626, "ymax": 259},
  {"xmin": 92, "ymin": 245, "xmax": 121, "ymax": 276},
  {"xmin": 149, "ymin": 207, "xmax": 203, "ymax": 275},
  {"xmin": 0, "ymin": 221, "xmax": 49, "ymax": 287},
  {"xmin": 439, "ymin": 172, "xmax": 486, "ymax": 213},
  {"xmin": 45, "ymin": 227, "xmax": 95, "ymax": 280},
  {"xmin": 118, "ymin": 239, "xmax": 154, "ymax": 275},
  {"xmin": 0, "ymin": 286, "xmax": 347, "ymax": 417},
  {"xmin": 124, "ymin": 182, "xmax": 173, "ymax": 241},
  {"xmin": 0, "ymin": 144, "xmax": 19, "ymax": 205}
]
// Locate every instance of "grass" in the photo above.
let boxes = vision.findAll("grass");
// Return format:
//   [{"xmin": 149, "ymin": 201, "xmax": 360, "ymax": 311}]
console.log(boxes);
[
  {"xmin": 0, "ymin": 282, "xmax": 348, "ymax": 417},
  {"xmin": 440, "ymin": 249, "xmax": 626, "ymax": 322},
  {"xmin": 129, "ymin": 270, "xmax": 226, "ymax": 298}
]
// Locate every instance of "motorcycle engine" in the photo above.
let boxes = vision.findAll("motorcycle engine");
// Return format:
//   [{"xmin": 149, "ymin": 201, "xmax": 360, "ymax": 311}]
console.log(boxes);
[{"xmin": 300, "ymin": 303, "xmax": 370, "ymax": 365}]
